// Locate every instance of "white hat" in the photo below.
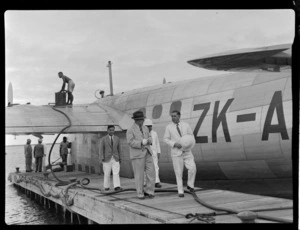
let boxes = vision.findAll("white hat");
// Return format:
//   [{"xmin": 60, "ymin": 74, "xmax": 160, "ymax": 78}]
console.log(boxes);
[
  {"xmin": 179, "ymin": 135, "xmax": 196, "ymax": 151},
  {"xmin": 144, "ymin": 119, "xmax": 153, "ymax": 126}
]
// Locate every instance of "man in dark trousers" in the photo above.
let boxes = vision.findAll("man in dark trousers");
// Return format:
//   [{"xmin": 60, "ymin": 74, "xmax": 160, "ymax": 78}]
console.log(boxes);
[
  {"xmin": 99, "ymin": 125, "xmax": 122, "ymax": 191},
  {"xmin": 33, "ymin": 138, "xmax": 45, "ymax": 172},
  {"xmin": 60, "ymin": 136, "xmax": 69, "ymax": 164},
  {"xmin": 24, "ymin": 139, "xmax": 33, "ymax": 172}
]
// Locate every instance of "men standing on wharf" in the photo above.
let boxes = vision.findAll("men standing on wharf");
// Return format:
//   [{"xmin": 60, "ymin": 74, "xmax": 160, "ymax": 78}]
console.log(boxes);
[
  {"xmin": 126, "ymin": 111, "xmax": 156, "ymax": 199},
  {"xmin": 58, "ymin": 71, "xmax": 75, "ymax": 105},
  {"xmin": 144, "ymin": 119, "xmax": 162, "ymax": 188},
  {"xmin": 164, "ymin": 110, "xmax": 197, "ymax": 198},
  {"xmin": 24, "ymin": 139, "xmax": 33, "ymax": 172},
  {"xmin": 60, "ymin": 136, "xmax": 69, "ymax": 164},
  {"xmin": 33, "ymin": 138, "xmax": 45, "ymax": 173},
  {"xmin": 99, "ymin": 125, "xmax": 122, "ymax": 191}
]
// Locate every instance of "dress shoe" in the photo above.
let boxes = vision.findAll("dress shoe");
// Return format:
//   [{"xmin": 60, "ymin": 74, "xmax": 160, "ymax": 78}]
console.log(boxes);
[
  {"xmin": 155, "ymin": 183, "xmax": 162, "ymax": 188},
  {"xmin": 114, "ymin": 187, "xmax": 122, "ymax": 191},
  {"xmin": 187, "ymin": 186, "xmax": 195, "ymax": 192},
  {"xmin": 178, "ymin": 193, "xmax": 184, "ymax": 198},
  {"xmin": 138, "ymin": 196, "xmax": 145, "ymax": 200},
  {"xmin": 104, "ymin": 188, "xmax": 110, "ymax": 191},
  {"xmin": 144, "ymin": 192, "xmax": 155, "ymax": 199}
]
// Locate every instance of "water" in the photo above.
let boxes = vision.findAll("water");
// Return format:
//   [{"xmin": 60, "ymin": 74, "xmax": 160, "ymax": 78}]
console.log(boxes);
[{"xmin": 5, "ymin": 144, "xmax": 65, "ymax": 225}]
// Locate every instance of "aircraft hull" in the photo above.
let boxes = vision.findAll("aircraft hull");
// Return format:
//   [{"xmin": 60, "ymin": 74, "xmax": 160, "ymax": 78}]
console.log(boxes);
[{"xmin": 69, "ymin": 71, "xmax": 292, "ymax": 181}]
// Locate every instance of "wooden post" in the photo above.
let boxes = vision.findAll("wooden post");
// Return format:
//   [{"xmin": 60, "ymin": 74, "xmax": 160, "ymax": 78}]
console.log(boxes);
[
  {"xmin": 63, "ymin": 207, "xmax": 66, "ymax": 220},
  {"xmin": 88, "ymin": 219, "xmax": 94, "ymax": 225},
  {"xmin": 77, "ymin": 214, "xmax": 81, "ymax": 224},
  {"xmin": 70, "ymin": 211, "xmax": 73, "ymax": 224},
  {"xmin": 55, "ymin": 203, "xmax": 58, "ymax": 214}
]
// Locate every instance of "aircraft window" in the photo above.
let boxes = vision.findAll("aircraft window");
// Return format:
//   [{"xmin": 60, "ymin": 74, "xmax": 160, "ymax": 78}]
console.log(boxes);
[
  {"xmin": 152, "ymin": 104, "xmax": 162, "ymax": 119},
  {"xmin": 169, "ymin": 101, "xmax": 182, "ymax": 115}
]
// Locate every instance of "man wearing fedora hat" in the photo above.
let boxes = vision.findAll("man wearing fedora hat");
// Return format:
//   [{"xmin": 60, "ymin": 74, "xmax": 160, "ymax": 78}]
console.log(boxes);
[
  {"xmin": 164, "ymin": 110, "xmax": 197, "ymax": 197},
  {"xmin": 126, "ymin": 111, "xmax": 156, "ymax": 199}
]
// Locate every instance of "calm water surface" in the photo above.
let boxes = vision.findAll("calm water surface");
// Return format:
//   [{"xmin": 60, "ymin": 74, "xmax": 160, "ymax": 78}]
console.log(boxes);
[{"xmin": 5, "ymin": 144, "xmax": 65, "ymax": 225}]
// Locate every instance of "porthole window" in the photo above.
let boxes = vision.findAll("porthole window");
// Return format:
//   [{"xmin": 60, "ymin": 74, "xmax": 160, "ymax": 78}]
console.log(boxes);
[
  {"xmin": 169, "ymin": 101, "xmax": 182, "ymax": 115},
  {"xmin": 152, "ymin": 104, "xmax": 162, "ymax": 119}
]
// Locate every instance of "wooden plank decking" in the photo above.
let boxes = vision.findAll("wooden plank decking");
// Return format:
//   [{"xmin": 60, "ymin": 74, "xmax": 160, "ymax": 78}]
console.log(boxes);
[{"xmin": 8, "ymin": 170, "xmax": 294, "ymax": 224}]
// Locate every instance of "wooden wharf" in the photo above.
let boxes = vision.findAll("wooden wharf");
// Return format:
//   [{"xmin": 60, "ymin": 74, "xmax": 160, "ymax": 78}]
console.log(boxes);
[{"xmin": 7, "ymin": 170, "xmax": 293, "ymax": 224}]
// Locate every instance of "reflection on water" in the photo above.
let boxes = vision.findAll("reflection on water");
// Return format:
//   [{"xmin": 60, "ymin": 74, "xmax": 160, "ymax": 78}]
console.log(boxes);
[{"xmin": 5, "ymin": 144, "xmax": 65, "ymax": 225}]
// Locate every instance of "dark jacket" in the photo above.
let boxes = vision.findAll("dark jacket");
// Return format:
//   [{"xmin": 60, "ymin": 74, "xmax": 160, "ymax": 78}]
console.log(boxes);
[{"xmin": 34, "ymin": 144, "xmax": 44, "ymax": 158}]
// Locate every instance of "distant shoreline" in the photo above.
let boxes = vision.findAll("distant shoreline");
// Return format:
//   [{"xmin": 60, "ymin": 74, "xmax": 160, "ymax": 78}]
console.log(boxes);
[{"xmin": 6, "ymin": 143, "xmax": 59, "ymax": 147}]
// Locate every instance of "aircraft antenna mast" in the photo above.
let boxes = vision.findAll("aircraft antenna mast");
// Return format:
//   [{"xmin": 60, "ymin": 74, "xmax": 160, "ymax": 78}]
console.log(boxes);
[{"xmin": 107, "ymin": 61, "xmax": 114, "ymax": 96}]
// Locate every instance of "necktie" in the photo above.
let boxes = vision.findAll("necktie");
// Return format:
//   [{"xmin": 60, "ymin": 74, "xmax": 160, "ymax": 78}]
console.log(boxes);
[
  {"xmin": 111, "ymin": 136, "xmax": 113, "ymax": 147},
  {"xmin": 176, "ymin": 124, "xmax": 182, "ymax": 137},
  {"xmin": 140, "ymin": 126, "xmax": 144, "ymax": 137}
]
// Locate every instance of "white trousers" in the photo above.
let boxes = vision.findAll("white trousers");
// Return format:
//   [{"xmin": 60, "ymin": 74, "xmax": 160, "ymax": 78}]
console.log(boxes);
[
  {"xmin": 103, "ymin": 157, "xmax": 120, "ymax": 189},
  {"xmin": 144, "ymin": 151, "xmax": 160, "ymax": 183},
  {"xmin": 171, "ymin": 151, "xmax": 197, "ymax": 194}
]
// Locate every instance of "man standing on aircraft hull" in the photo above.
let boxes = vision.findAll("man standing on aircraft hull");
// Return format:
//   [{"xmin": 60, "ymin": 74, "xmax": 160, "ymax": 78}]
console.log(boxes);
[
  {"xmin": 126, "ymin": 111, "xmax": 156, "ymax": 199},
  {"xmin": 164, "ymin": 110, "xmax": 197, "ymax": 197}
]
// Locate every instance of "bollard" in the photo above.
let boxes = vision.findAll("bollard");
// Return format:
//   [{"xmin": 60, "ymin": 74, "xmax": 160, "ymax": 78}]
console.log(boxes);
[
  {"xmin": 43, "ymin": 172, "xmax": 49, "ymax": 179},
  {"xmin": 237, "ymin": 211, "xmax": 257, "ymax": 223}
]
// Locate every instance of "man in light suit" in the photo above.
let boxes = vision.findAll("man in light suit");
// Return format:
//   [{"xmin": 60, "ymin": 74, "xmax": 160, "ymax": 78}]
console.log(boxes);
[
  {"xmin": 126, "ymin": 111, "xmax": 156, "ymax": 199},
  {"xmin": 164, "ymin": 110, "xmax": 197, "ymax": 197},
  {"xmin": 99, "ymin": 125, "xmax": 122, "ymax": 191}
]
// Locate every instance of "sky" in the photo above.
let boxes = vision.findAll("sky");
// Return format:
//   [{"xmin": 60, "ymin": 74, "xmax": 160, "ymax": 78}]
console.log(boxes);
[{"xmin": 5, "ymin": 10, "xmax": 294, "ymax": 145}]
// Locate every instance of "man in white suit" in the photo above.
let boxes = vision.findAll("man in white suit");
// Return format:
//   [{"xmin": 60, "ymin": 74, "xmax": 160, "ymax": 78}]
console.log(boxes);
[
  {"xmin": 126, "ymin": 111, "xmax": 156, "ymax": 199},
  {"xmin": 99, "ymin": 125, "xmax": 122, "ymax": 191},
  {"xmin": 164, "ymin": 110, "xmax": 197, "ymax": 197},
  {"xmin": 144, "ymin": 119, "xmax": 162, "ymax": 188}
]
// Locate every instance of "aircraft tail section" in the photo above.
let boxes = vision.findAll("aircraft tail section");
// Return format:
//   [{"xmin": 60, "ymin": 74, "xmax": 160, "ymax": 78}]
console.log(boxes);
[{"xmin": 188, "ymin": 44, "xmax": 291, "ymax": 72}]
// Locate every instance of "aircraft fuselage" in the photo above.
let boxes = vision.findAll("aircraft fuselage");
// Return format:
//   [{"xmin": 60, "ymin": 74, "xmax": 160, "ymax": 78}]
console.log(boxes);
[{"xmin": 70, "ymin": 70, "xmax": 292, "ymax": 181}]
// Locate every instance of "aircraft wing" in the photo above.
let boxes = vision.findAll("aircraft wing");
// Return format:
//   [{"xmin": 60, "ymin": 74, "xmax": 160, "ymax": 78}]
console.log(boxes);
[
  {"xmin": 187, "ymin": 44, "xmax": 291, "ymax": 72},
  {"xmin": 5, "ymin": 103, "xmax": 134, "ymax": 135}
]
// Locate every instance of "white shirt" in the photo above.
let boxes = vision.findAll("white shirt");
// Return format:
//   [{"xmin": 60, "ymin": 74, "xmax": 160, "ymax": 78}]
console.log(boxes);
[
  {"xmin": 164, "ymin": 121, "xmax": 193, "ymax": 156},
  {"xmin": 109, "ymin": 135, "xmax": 114, "ymax": 144},
  {"xmin": 149, "ymin": 130, "xmax": 161, "ymax": 154}
]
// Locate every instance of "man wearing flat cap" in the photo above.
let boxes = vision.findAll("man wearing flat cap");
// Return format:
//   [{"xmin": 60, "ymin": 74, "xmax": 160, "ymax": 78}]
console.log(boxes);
[{"xmin": 126, "ymin": 111, "xmax": 156, "ymax": 199}]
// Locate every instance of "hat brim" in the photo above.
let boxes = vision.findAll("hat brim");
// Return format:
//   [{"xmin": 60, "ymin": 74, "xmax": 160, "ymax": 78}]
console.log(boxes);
[{"xmin": 132, "ymin": 117, "xmax": 145, "ymax": 120}]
